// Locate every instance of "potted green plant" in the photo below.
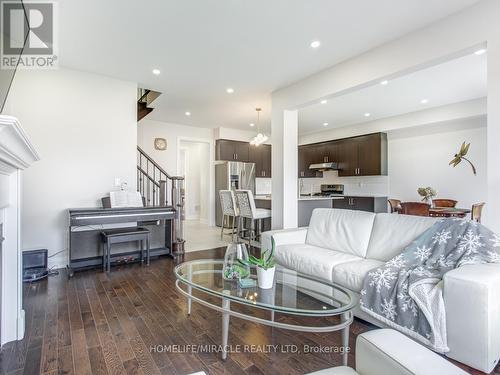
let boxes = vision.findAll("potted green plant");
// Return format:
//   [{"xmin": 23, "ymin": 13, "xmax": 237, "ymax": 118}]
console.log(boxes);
[{"xmin": 239, "ymin": 237, "xmax": 276, "ymax": 289}]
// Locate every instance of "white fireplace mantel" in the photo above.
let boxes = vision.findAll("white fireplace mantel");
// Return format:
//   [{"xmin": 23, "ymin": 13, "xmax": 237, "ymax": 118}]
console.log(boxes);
[{"xmin": 0, "ymin": 115, "xmax": 39, "ymax": 345}]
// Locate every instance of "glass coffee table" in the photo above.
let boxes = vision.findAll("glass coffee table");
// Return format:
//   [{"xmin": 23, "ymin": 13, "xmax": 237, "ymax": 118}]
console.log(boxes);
[{"xmin": 174, "ymin": 259, "xmax": 356, "ymax": 365}]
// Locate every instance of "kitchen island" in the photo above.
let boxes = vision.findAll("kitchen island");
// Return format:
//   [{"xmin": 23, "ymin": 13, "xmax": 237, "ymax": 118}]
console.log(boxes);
[{"xmin": 298, "ymin": 195, "xmax": 388, "ymax": 227}]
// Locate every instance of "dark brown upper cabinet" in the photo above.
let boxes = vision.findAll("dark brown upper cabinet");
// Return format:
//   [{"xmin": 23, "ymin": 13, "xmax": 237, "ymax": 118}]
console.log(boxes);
[
  {"xmin": 299, "ymin": 132, "xmax": 387, "ymax": 178},
  {"xmin": 216, "ymin": 139, "xmax": 271, "ymax": 177},
  {"xmin": 215, "ymin": 139, "xmax": 249, "ymax": 162},
  {"xmin": 298, "ymin": 145, "xmax": 324, "ymax": 178},
  {"xmin": 338, "ymin": 133, "xmax": 387, "ymax": 177},
  {"xmin": 249, "ymin": 143, "xmax": 272, "ymax": 177}
]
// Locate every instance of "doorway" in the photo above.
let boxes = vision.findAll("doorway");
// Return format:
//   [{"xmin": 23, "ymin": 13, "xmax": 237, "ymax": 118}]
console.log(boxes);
[{"xmin": 178, "ymin": 139, "xmax": 225, "ymax": 251}]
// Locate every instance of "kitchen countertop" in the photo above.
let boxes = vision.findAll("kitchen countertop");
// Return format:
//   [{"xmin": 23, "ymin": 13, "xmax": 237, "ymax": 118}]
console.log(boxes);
[
  {"xmin": 254, "ymin": 195, "xmax": 272, "ymax": 201},
  {"xmin": 298, "ymin": 196, "xmax": 345, "ymax": 201},
  {"xmin": 298, "ymin": 194, "xmax": 388, "ymax": 200}
]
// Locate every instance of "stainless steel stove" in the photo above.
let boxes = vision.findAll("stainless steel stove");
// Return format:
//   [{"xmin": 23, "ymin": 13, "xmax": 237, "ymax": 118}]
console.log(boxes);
[{"xmin": 313, "ymin": 184, "xmax": 344, "ymax": 197}]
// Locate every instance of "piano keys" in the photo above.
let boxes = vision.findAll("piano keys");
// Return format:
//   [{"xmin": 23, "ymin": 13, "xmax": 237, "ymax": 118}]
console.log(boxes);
[{"xmin": 68, "ymin": 206, "xmax": 176, "ymax": 276}]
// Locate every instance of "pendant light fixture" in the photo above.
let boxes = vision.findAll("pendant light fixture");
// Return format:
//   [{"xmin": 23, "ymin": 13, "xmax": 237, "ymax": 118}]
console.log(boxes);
[{"xmin": 250, "ymin": 108, "xmax": 268, "ymax": 146}]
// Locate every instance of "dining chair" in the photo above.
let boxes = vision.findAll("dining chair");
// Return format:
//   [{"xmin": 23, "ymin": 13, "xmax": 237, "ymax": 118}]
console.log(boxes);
[
  {"xmin": 219, "ymin": 190, "xmax": 239, "ymax": 241},
  {"xmin": 432, "ymin": 199, "xmax": 458, "ymax": 208},
  {"xmin": 471, "ymin": 202, "xmax": 486, "ymax": 223},
  {"xmin": 401, "ymin": 202, "xmax": 430, "ymax": 217},
  {"xmin": 234, "ymin": 190, "xmax": 271, "ymax": 247},
  {"xmin": 388, "ymin": 199, "xmax": 402, "ymax": 214}
]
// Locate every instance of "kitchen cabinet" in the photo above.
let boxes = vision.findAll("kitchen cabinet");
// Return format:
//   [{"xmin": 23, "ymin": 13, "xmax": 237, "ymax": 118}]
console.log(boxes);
[
  {"xmin": 216, "ymin": 139, "xmax": 271, "ymax": 176},
  {"xmin": 215, "ymin": 139, "xmax": 249, "ymax": 162},
  {"xmin": 317, "ymin": 141, "xmax": 338, "ymax": 163},
  {"xmin": 337, "ymin": 139, "xmax": 358, "ymax": 177},
  {"xmin": 332, "ymin": 196, "xmax": 388, "ymax": 213},
  {"xmin": 299, "ymin": 132, "xmax": 387, "ymax": 178},
  {"xmin": 298, "ymin": 145, "xmax": 323, "ymax": 178},
  {"xmin": 249, "ymin": 144, "xmax": 272, "ymax": 177},
  {"xmin": 338, "ymin": 133, "xmax": 387, "ymax": 177}
]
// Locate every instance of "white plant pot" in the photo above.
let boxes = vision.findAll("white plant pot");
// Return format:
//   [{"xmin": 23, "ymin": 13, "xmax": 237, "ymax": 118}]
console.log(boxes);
[{"xmin": 257, "ymin": 266, "xmax": 276, "ymax": 289}]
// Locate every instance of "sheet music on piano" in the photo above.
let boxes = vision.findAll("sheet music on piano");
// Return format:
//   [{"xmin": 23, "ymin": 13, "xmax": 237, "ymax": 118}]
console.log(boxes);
[{"xmin": 109, "ymin": 191, "xmax": 144, "ymax": 208}]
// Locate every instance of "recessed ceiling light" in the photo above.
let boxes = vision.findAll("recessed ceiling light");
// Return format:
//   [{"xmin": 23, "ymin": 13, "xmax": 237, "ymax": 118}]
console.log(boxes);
[
  {"xmin": 364, "ymin": 113, "xmax": 371, "ymax": 117},
  {"xmin": 474, "ymin": 49, "xmax": 487, "ymax": 55},
  {"xmin": 185, "ymin": 111, "xmax": 191, "ymax": 116},
  {"xmin": 420, "ymin": 99, "xmax": 429, "ymax": 104},
  {"xmin": 249, "ymin": 123, "xmax": 255, "ymax": 127},
  {"xmin": 380, "ymin": 80, "xmax": 389, "ymax": 85},
  {"xmin": 152, "ymin": 69, "xmax": 161, "ymax": 75},
  {"xmin": 226, "ymin": 88, "xmax": 234, "ymax": 94},
  {"xmin": 310, "ymin": 40, "xmax": 321, "ymax": 49},
  {"xmin": 320, "ymin": 99, "xmax": 327, "ymax": 104},
  {"xmin": 323, "ymin": 122, "xmax": 329, "ymax": 127}
]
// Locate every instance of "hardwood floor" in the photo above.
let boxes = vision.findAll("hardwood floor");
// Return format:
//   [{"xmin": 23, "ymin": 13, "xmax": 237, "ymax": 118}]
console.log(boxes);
[{"xmin": 0, "ymin": 248, "xmax": 497, "ymax": 375}]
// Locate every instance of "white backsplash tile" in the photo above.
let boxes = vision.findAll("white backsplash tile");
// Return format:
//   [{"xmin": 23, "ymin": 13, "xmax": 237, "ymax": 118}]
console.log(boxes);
[
  {"xmin": 299, "ymin": 170, "xmax": 389, "ymax": 196},
  {"xmin": 256, "ymin": 178, "xmax": 272, "ymax": 195}
]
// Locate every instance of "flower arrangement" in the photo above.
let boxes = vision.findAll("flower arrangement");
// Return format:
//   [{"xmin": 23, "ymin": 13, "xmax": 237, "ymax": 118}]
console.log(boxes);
[{"xmin": 417, "ymin": 187, "xmax": 437, "ymax": 203}]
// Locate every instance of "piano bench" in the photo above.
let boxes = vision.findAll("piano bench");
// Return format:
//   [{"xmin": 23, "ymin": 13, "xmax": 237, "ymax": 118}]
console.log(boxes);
[{"xmin": 100, "ymin": 227, "xmax": 151, "ymax": 272}]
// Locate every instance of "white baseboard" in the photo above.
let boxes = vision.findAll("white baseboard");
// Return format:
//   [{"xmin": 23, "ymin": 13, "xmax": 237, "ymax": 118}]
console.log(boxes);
[{"xmin": 17, "ymin": 309, "xmax": 25, "ymax": 340}]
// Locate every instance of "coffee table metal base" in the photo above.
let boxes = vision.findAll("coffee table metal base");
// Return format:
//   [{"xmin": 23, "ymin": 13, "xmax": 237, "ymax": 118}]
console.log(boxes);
[{"xmin": 176, "ymin": 280, "xmax": 353, "ymax": 365}]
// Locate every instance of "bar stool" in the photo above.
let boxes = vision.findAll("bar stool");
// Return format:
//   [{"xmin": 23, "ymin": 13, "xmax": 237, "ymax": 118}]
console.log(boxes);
[
  {"xmin": 219, "ymin": 190, "xmax": 239, "ymax": 241},
  {"xmin": 101, "ymin": 227, "xmax": 150, "ymax": 272},
  {"xmin": 234, "ymin": 190, "xmax": 271, "ymax": 247}
]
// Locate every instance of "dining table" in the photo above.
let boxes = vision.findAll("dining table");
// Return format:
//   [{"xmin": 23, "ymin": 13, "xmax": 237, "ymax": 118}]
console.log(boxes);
[{"xmin": 429, "ymin": 207, "xmax": 471, "ymax": 218}]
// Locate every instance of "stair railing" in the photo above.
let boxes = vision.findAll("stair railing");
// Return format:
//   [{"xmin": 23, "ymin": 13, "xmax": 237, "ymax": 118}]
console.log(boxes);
[
  {"xmin": 137, "ymin": 146, "xmax": 183, "ymax": 207},
  {"xmin": 137, "ymin": 146, "xmax": 186, "ymax": 253}
]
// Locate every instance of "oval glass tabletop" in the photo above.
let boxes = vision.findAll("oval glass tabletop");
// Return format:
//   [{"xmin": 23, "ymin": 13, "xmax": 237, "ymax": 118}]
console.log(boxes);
[{"xmin": 174, "ymin": 259, "xmax": 355, "ymax": 316}]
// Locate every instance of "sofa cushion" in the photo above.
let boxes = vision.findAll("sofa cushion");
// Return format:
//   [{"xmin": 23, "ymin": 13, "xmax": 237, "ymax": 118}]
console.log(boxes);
[
  {"xmin": 332, "ymin": 259, "xmax": 384, "ymax": 292},
  {"xmin": 275, "ymin": 243, "xmax": 361, "ymax": 282},
  {"xmin": 366, "ymin": 213, "xmax": 438, "ymax": 262},
  {"xmin": 306, "ymin": 208, "xmax": 376, "ymax": 258}
]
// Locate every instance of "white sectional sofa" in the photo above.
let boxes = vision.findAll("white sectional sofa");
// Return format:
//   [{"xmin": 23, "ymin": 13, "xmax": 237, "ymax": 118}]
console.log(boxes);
[
  {"xmin": 307, "ymin": 329, "xmax": 467, "ymax": 375},
  {"xmin": 261, "ymin": 208, "xmax": 500, "ymax": 373}
]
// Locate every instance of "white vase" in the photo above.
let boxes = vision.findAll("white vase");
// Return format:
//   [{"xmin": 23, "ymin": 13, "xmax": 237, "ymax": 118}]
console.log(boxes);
[{"xmin": 257, "ymin": 266, "xmax": 276, "ymax": 289}]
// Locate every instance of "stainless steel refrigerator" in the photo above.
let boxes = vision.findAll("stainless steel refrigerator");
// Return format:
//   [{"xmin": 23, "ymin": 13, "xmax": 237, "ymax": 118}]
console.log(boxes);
[{"xmin": 215, "ymin": 161, "xmax": 255, "ymax": 227}]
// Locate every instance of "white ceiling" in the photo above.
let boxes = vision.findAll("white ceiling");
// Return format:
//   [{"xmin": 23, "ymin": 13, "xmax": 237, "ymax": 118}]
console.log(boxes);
[
  {"xmin": 58, "ymin": 0, "xmax": 481, "ymax": 130},
  {"xmin": 298, "ymin": 52, "xmax": 487, "ymax": 135}
]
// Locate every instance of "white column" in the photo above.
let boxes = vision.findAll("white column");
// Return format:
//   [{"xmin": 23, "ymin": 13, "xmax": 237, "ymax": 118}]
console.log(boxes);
[
  {"xmin": 271, "ymin": 109, "xmax": 298, "ymax": 229},
  {"xmin": 487, "ymin": 38, "xmax": 500, "ymax": 233}
]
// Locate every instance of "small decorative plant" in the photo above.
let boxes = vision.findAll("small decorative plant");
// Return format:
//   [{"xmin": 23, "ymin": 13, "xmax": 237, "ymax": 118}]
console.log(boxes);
[
  {"xmin": 239, "ymin": 237, "xmax": 276, "ymax": 289},
  {"xmin": 417, "ymin": 186, "xmax": 437, "ymax": 204},
  {"xmin": 239, "ymin": 237, "xmax": 276, "ymax": 270}
]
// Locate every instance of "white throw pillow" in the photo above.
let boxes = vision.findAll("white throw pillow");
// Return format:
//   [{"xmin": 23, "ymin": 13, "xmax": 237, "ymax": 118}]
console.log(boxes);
[
  {"xmin": 366, "ymin": 213, "xmax": 438, "ymax": 261},
  {"xmin": 306, "ymin": 208, "xmax": 376, "ymax": 258}
]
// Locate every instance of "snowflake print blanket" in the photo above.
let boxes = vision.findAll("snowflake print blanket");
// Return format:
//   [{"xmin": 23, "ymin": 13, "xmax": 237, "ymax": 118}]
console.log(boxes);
[{"xmin": 360, "ymin": 218, "xmax": 500, "ymax": 353}]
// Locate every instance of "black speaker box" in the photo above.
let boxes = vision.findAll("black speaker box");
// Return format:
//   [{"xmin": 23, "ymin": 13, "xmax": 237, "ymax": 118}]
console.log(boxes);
[{"xmin": 23, "ymin": 249, "xmax": 49, "ymax": 282}]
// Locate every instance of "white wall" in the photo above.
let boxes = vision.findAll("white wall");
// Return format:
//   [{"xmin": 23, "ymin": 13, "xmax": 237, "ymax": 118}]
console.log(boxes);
[
  {"xmin": 0, "ymin": 174, "xmax": 8, "ymax": 208},
  {"xmin": 272, "ymin": 0, "xmax": 500, "ymax": 232},
  {"xmin": 389, "ymin": 125, "xmax": 486, "ymax": 208},
  {"xmin": 215, "ymin": 127, "xmax": 272, "ymax": 144},
  {"xmin": 137, "ymin": 119, "xmax": 215, "ymax": 225},
  {"xmin": 138, "ymin": 119, "xmax": 214, "ymax": 176},
  {"xmin": 299, "ymin": 98, "xmax": 486, "ymax": 145},
  {"xmin": 3, "ymin": 68, "xmax": 137, "ymax": 268},
  {"xmin": 180, "ymin": 140, "xmax": 210, "ymax": 222}
]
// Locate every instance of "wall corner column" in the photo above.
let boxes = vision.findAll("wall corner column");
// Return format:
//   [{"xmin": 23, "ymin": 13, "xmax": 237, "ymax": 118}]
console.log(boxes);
[{"xmin": 271, "ymin": 108, "xmax": 298, "ymax": 229}]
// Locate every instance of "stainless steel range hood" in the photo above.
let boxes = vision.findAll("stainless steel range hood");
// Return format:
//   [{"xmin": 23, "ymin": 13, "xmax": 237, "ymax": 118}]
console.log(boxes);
[{"xmin": 309, "ymin": 162, "xmax": 339, "ymax": 171}]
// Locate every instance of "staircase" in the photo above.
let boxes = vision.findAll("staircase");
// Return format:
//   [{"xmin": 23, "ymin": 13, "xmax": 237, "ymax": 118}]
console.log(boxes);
[
  {"xmin": 137, "ymin": 88, "xmax": 161, "ymax": 121},
  {"xmin": 137, "ymin": 146, "xmax": 186, "ymax": 252},
  {"xmin": 137, "ymin": 146, "xmax": 184, "ymax": 207}
]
